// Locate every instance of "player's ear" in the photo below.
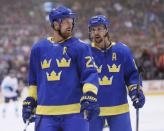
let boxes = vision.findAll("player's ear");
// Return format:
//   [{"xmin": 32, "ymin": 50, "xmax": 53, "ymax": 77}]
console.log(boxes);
[{"xmin": 53, "ymin": 21, "xmax": 60, "ymax": 31}]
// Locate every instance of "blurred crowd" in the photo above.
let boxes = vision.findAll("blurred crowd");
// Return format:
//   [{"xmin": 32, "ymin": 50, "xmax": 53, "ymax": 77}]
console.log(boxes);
[{"xmin": 0, "ymin": 0, "xmax": 164, "ymax": 86}]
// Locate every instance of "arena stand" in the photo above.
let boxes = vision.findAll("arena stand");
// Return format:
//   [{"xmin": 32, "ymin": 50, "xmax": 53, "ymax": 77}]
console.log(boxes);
[{"xmin": 0, "ymin": 0, "xmax": 164, "ymax": 96}]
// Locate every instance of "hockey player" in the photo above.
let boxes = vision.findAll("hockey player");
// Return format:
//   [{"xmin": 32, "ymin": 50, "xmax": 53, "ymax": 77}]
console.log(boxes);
[
  {"xmin": 22, "ymin": 6, "xmax": 99, "ymax": 131},
  {"xmin": 88, "ymin": 15, "xmax": 145, "ymax": 131},
  {"xmin": 1, "ymin": 69, "xmax": 19, "ymax": 117}
]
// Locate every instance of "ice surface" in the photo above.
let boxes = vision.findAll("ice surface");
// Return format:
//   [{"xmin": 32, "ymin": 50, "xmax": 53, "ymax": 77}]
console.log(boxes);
[{"xmin": 0, "ymin": 96, "xmax": 164, "ymax": 131}]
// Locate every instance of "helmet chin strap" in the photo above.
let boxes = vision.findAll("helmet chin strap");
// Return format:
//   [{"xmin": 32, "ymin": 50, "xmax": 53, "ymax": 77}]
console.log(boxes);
[
  {"xmin": 103, "ymin": 31, "xmax": 111, "ymax": 50},
  {"xmin": 57, "ymin": 20, "xmax": 64, "ymax": 39},
  {"xmin": 53, "ymin": 21, "xmax": 67, "ymax": 40},
  {"xmin": 58, "ymin": 28, "xmax": 65, "ymax": 39},
  {"xmin": 88, "ymin": 31, "xmax": 92, "ymax": 41}
]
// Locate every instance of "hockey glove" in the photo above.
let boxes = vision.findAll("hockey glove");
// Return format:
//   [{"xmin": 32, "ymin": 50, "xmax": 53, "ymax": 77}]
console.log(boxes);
[
  {"xmin": 80, "ymin": 92, "xmax": 100, "ymax": 121},
  {"xmin": 129, "ymin": 86, "xmax": 145, "ymax": 109},
  {"xmin": 22, "ymin": 97, "xmax": 37, "ymax": 123}
]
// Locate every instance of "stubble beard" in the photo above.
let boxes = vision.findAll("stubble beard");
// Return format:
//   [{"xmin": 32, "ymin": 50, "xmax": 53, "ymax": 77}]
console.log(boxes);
[{"xmin": 60, "ymin": 29, "xmax": 72, "ymax": 39}]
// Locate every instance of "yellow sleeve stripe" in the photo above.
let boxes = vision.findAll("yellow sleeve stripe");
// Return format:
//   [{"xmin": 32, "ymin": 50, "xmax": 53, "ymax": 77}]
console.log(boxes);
[
  {"xmin": 127, "ymin": 84, "xmax": 137, "ymax": 91},
  {"xmin": 83, "ymin": 83, "xmax": 98, "ymax": 95},
  {"xmin": 28, "ymin": 85, "xmax": 37, "ymax": 100},
  {"xmin": 127, "ymin": 84, "xmax": 143, "ymax": 91}
]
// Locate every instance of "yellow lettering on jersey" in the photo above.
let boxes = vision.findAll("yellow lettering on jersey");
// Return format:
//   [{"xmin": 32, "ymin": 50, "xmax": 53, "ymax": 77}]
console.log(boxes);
[
  {"xmin": 85, "ymin": 56, "xmax": 94, "ymax": 68},
  {"xmin": 63, "ymin": 46, "xmax": 67, "ymax": 55},
  {"xmin": 112, "ymin": 52, "xmax": 117, "ymax": 61}
]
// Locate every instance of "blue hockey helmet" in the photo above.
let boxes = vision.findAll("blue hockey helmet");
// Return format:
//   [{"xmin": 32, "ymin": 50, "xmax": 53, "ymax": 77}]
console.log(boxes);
[
  {"xmin": 88, "ymin": 15, "xmax": 110, "ymax": 29},
  {"xmin": 49, "ymin": 6, "xmax": 75, "ymax": 27}
]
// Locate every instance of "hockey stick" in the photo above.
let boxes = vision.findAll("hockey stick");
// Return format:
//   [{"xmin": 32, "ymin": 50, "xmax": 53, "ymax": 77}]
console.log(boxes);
[
  {"xmin": 23, "ymin": 120, "xmax": 30, "ymax": 131},
  {"xmin": 23, "ymin": 115, "xmax": 33, "ymax": 131},
  {"xmin": 83, "ymin": 101, "xmax": 90, "ymax": 120},
  {"xmin": 136, "ymin": 66, "xmax": 143, "ymax": 131},
  {"xmin": 136, "ymin": 102, "xmax": 139, "ymax": 131},
  {"xmin": 84, "ymin": 110, "xmax": 88, "ymax": 120}
]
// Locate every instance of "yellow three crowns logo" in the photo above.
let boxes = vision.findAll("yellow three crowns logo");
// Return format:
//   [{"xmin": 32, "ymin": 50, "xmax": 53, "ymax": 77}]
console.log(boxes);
[
  {"xmin": 41, "ymin": 59, "xmax": 51, "ymax": 69},
  {"xmin": 108, "ymin": 64, "xmax": 121, "ymax": 72},
  {"xmin": 46, "ymin": 71, "xmax": 62, "ymax": 81},
  {"xmin": 56, "ymin": 58, "xmax": 71, "ymax": 67},
  {"xmin": 99, "ymin": 76, "xmax": 113, "ymax": 85},
  {"xmin": 94, "ymin": 64, "xmax": 102, "ymax": 73}
]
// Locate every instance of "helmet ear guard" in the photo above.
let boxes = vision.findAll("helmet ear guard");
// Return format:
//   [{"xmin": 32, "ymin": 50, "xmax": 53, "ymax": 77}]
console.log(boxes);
[{"xmin": 53, "ymin": 21, "xmax": 60, "ymax": 31}]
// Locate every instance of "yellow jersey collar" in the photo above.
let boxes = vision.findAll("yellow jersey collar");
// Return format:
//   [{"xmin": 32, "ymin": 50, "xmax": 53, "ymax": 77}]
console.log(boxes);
[
  {"xmin": 47, "ymin": 36, "xmax": 72, "ymax": 44},
  {"xmin": 91, "ymin": 41, "xmax": 116, "ymax": 51}
]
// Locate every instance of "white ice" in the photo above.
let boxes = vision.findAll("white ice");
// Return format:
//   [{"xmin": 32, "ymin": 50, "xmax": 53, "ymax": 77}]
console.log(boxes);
[{"xmin": 0, "ymin": 96, "xmax": 164, "ymax": 131}]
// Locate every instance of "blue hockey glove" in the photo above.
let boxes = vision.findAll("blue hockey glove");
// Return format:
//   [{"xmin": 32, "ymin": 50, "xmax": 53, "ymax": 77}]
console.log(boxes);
[
  {"xmin": 22, "ymin": 97, "xmax": 37, "ymax": 123},
  {"xmin": 129, "ymin": 86, "xmax": 145, "ymax": 109},
  {"xmin": 80, "ymin": 92, "xmax": 100, "ymax": 121}
]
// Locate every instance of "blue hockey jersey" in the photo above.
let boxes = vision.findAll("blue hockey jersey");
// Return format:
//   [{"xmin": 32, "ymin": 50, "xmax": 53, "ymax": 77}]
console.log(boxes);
[
  {"xmin": 28, "ymin": 37, "xmax": 99, "ymax": 115},
  {"xmin": 90, "ymin": 42, "xmax": 140, "ymax": 116}
]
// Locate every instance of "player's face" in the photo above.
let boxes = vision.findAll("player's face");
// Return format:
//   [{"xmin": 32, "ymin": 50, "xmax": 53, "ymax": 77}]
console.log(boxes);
[
  {"xmin": 90, "ymin": 25, "xmax": 107, "ymax": 43},
  {"xmin": 9, "ymin": 71, "xmax": 16, "ymax": 78},
  {"xmin": 60, "ymin": 17, "xmax": 73, "ymax": 38},
  {"xmin": 10, "ymin": 73, "xmax": 15, "ymax": 78}
]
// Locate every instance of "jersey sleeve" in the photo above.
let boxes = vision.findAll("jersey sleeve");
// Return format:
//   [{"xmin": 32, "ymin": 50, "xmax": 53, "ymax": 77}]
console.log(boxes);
[
  {"xmin": 13, "ymin": 78, "xmax": 18, "ymax": 91},
  {"xmin": 123, "ymin": 46, "xmax": 142, "ymax": 90},
  {"xmin": 1, "ymin": 77, "xmax": 7, "ymax": 90},
  {"xmin": 28, "ymin": 46, "xmax": 38, "ymax": 100},
  {"xmin": 77, "ymin": 44, "xmax": 99, "ymax": 95}
]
